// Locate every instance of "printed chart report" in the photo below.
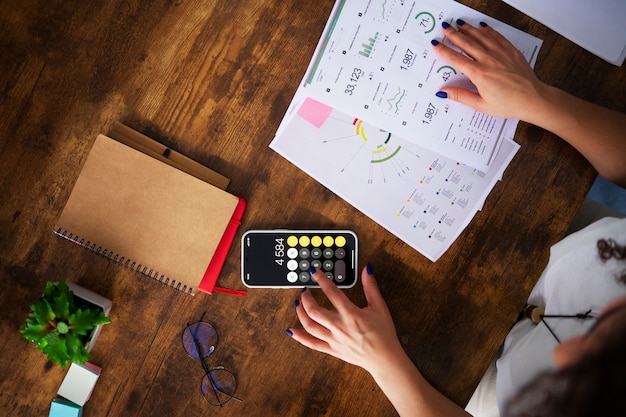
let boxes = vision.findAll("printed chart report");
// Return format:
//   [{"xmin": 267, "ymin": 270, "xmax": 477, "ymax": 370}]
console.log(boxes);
[
  {"xmin": 271, "ymin": 98, "xmax": 519, "ymax": 261},
  {"xmin": 271, "ymin": 0, "xmax": 542, "ymax": 261},
  {"xmin": 278, "ymin": 0, "xmax": 542, "ymax": 172}
]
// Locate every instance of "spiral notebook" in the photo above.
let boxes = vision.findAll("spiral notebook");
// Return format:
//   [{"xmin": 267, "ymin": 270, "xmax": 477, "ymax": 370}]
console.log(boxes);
[{"xmin": 54, "ymin": 131, "xmax": 246, "ymax": 296}]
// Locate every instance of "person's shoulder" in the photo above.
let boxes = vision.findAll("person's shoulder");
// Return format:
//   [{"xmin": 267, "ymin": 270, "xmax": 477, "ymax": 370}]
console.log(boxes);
[{"xmin": 569, "ymin": 216, "xmax": 626, "ymax": 240}]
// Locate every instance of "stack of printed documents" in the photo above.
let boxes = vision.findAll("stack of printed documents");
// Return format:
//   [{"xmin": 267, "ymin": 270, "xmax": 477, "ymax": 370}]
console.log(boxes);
[{"xmin": 271, "ymin": 0, "xmax": 542, "ymax": 261}]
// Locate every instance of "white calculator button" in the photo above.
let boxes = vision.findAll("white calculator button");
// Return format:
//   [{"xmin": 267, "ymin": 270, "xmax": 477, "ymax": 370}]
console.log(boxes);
[
  {"xmin": 287, "ymin": 248, "xmax": 298, "ymax": 259},
  {"xmin": 287, "ymin": 272, "xmax": 298, "ymax": 283},
  {"xmin": 287, "ymin": 260, "xmax": 298, "ymax": 271}
]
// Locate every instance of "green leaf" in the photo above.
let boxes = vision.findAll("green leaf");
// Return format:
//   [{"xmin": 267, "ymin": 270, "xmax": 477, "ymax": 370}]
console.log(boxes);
[
  {"xmin": 42, "ymin": 281, "xmax": 58, "ymax": 299},
  {"xmin": 31, "ymin": 299, "xmax": 55, "ymax": 323},
  {"xmin": 69, "ymin": 309, "xmax": 111, "ymax": 335},
  {"xmin": 41, "ymin": 332, "xmax": 69, "ymax": 367},
  {"xmin": 57, "ymin": 322, "xmax": 69, "ymax": 334},
  {"xmin": 20, "ymin": 322, "xmax": 51, "ymax": 343},
  {"xmin": 65, "ymin": 332, "xmax": 90, "ymax": 364},
  {"xmin": 51, "ymin": 288, "xmax": 70, "ymax": 319},
  {"xmin": 60, "ymin": 281, "xmax": 77, "ymax": 312},
  {"xmin": 92, "ymin": 313, "xmax": 112, "ymax": 326}
]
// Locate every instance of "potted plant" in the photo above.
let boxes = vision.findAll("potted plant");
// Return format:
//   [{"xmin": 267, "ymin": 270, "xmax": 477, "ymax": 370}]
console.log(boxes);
[{"xmin": 20, "ymin": 280, "xmax": 112, "ymax": 368}]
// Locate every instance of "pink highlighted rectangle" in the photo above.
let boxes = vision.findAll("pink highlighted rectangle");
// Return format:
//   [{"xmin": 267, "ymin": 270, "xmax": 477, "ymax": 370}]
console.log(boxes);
[{"xmin": 297, "ymin": 97, "xmax": 333, "ymax": 128}]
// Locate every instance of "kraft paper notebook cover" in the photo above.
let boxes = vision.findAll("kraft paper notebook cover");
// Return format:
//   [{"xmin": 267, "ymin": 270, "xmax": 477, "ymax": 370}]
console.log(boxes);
[{"xmin": 55, "ymin": 133, "xmax": 246, "ymax": 296}]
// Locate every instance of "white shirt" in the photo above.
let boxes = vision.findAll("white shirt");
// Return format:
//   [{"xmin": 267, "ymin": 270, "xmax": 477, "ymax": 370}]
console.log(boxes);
[
  {"xmin": 466, "ymin": 216, "xmax": 626, "ymax": 416},
  {"xmin": 495, "ymin": 217, "xmax": 626, "ymax": 410}
]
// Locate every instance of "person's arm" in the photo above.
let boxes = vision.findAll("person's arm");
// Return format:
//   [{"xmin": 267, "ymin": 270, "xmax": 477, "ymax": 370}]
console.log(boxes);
[
  {"xmin": 286, "ymin": 265, "xmax": 471, "ymax": 417},
  {"xmin": 432, "ymin": 20, "xmax": 626, "ymax": 188}
]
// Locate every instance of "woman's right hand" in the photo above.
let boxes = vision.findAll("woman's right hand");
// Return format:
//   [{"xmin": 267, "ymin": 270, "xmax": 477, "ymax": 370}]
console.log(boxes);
[
  {"xmin": 287, "ymin": 264, "xmax": 403, "ymax": 376},
  {"xmin": 432, "ymin": 20, "xmax": 548, "ymax": 123}
]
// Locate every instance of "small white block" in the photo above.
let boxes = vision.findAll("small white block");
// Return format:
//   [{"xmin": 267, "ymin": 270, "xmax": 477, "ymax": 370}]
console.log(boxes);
[{"xmin": 57, "ymin": 362, "xmax": 101, "ymax": 406}]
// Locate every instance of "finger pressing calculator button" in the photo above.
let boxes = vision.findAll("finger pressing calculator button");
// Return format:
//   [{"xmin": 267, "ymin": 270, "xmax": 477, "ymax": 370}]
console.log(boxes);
[
  {"xmin": 287, "ymin": 248, "xmax": 298, "ymax": 259},
  {"xmin": 335, "ymin": 260, "xmax": 346, "ymax": 282},
  {"xmin": 311, "ymin": 236, "xmax": 322, "ymax": 247},
  {"xmin": 311, "ymin": 260, "xmax": 322, "ymax": 270},
  {"xmin": 335, "ymin": 236, "xmax": 346, "ymax": 247},
  {"xmin": 287, "ymin": 236, "xmax": 298, "ymax": 247},
  {"xmin": 335, "ymin": 248, "xmax": 346, "ymax": 259},
  {"xmin": 287, "ymin": 272, "xmax": 298, "ymax": 283}
]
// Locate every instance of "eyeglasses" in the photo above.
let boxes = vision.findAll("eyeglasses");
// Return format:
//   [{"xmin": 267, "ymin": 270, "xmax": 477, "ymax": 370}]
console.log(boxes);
[
  {"xmin": 524, "ymin": 304, "xmax": 597, "ymax": 344},
  {"xmin": 182, "ymin": 315, "xmax": 242, "ymax": 407}
]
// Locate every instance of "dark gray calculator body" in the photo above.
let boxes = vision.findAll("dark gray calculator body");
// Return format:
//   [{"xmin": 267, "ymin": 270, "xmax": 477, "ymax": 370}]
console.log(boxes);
[{"xmin": 241, "ymin": 230, "xmax": 358, "ymax": 288}]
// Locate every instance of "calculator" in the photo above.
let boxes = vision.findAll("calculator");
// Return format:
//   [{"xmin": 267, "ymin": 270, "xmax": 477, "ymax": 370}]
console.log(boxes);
[{"xmin": 241, "ymin": 230, "xmax": 358, "ymax": 288}]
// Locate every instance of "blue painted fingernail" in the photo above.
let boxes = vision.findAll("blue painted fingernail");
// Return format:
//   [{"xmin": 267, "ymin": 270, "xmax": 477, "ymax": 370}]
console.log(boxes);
[
  {"xmin": 430, "ymin": 39, "xmax": 440, "ymax": 47},
  {"xmin": 442, "ymin": 21, "xmax": 451, "ymax": 29},
  {"xmin": 366, "ymin": 262, "xmax": 373, "ymax": 275},
  {"xmin": 285, "ymin": 329, "xmax": 293, "ymax": 337},
  {"xmin": 480, "ymin": 21, "xmax": 488, "ymax": 27},
  {"xmin": 301, "ymin": 287, "xmax": 307, "ymax": 293},
  {"xmin": 436, "ymin": 91, "xmax": 448, "ymax": 99},
  {"xmin": 456, "ymin": 19, "xmax": 466, "ymax": 26},
  {"xmin": 309, "ymin": 266, "xmax": 317, "ymax": 274},
  {"xmin": 294, "ymin": 299, "xmax": 300, "ymax": 308}
]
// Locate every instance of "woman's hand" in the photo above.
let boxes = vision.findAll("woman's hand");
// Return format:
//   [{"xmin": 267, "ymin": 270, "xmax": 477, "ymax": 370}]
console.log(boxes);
[
  {"xmin": 433, "ymin": 20, "xmax": 626, "ymax": 187},
  {"xmin": 286, "ymin": 265, "xmax": 472, "ymax": 417},
  {"xmin": 286, "ymin": 264, "xmax": 403, "ymax": 376},
  {"xmin": 432, "ymin": 20, "xmax": 548, "ymax": 123}
]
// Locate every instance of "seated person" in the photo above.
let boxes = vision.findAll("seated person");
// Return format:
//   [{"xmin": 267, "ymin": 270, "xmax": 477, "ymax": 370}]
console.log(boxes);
[{"xmin": 285, "ymin": 19, "xmax": 626, "ymax": 417}]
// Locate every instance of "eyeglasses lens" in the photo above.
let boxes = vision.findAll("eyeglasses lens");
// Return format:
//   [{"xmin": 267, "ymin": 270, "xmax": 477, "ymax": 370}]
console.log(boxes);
[
  {"xmin": 182, "ymin": 321, "xmax": 239, "ymax": 406},
  {"xmin": 201, "ymin": 367, "xmax": 238, "ymax": 406},
  {"xmin": 182, "ymin": 322, "xmax": 218, "ymax": 359}
]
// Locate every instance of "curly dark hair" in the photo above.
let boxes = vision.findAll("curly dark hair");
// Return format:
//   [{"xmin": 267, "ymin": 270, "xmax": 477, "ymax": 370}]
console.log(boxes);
[
  {"xmin": 501, "ymin": 238, "xmax": 626, "ymax": 417},
  {"xmin": 597, "ymin": 238, "xmax": 626, "ymax": 283},
  {"xmin": 597, "ymin": 238, "xmax": 626, "ymax": 260}
]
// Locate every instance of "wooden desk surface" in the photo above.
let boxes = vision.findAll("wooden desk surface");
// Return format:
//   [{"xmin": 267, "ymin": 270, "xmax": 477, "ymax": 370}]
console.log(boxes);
[{"xmin": 1, "ymin": 1, "xmax": 624, "ymax": 415}]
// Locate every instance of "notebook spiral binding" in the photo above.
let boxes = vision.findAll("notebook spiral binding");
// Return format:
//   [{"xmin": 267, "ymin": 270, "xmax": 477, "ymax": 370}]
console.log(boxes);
[{"xmin": 54, "ymin": 227, "xmax": 194, "ymax": 295}]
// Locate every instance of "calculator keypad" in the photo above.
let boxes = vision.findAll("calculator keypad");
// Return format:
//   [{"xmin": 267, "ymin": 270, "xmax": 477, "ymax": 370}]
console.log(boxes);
[{"xmin": 285, "ymin": 234, "xmax": 348, "ymax": 284}]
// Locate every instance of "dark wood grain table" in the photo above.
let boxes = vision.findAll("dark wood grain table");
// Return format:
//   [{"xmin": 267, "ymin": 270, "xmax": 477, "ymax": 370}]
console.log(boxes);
[{"xmin": 1, "ymin": 1, "xmax": 624, "ymax": 416}]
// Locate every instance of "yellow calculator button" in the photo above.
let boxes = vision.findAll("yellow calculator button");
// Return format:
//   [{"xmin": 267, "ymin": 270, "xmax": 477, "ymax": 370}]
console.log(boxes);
[
  {"xmin": 335, "ymin": 236, "xmax": 346, "ymax": 247},
  {"xmin": 311, "ymin": 236, "xmax": 322, "ymax": 247},
  {"xmin": 287, "ymin": 235, "xmax": 298, "ymax": 247},
  {"xmin": 323, "ymin": 236, "xmax": 334, "ymax": 247},
  {"xmin": 299, "ymin": 235, "xmax": 310, "ymax": 247}
]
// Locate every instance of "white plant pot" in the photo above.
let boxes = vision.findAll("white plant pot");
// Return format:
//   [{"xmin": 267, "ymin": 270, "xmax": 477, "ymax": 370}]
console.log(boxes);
[{"xmin": 65, "ymin": 282, "xmax": 112, "ymax": 352}]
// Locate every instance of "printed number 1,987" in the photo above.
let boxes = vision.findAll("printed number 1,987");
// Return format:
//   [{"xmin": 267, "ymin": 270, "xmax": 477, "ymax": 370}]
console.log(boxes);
[
  {"xmin": 400, "ymin": 49, "xmax": 415, "ymax": 70},
  {"xmin": 422, "ymin": 102, "xmax": 437, "ymax": 124}
]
